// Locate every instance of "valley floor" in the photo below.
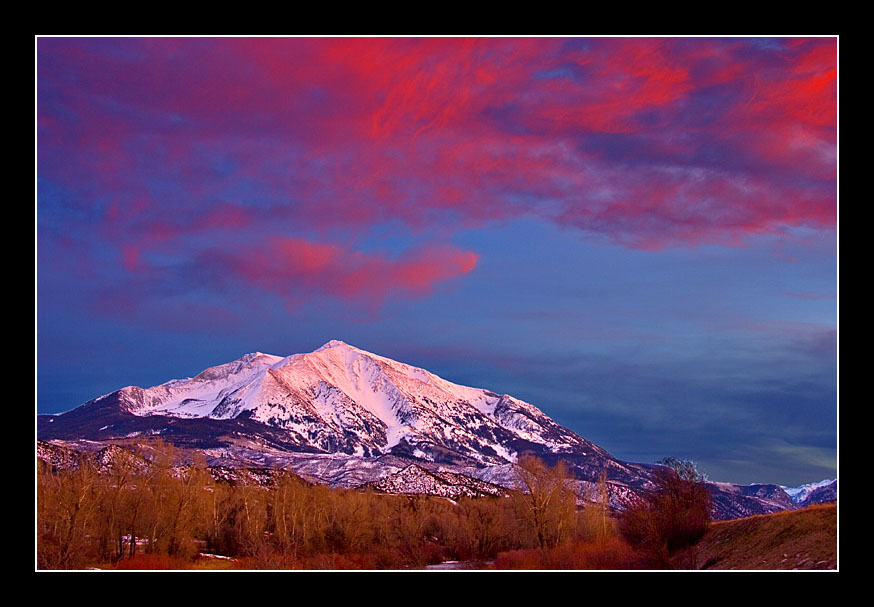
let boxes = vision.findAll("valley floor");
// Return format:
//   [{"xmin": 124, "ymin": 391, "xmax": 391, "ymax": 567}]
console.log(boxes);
[{"xmin": 76, "ymin": 504, "xmax": 838, "ymax": 571}]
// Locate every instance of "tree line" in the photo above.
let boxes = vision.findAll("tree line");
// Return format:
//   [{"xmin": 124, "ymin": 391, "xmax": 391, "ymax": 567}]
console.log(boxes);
[{"xmin": 36, "ymin": 442, "xmax": 711, "ymax": 570}]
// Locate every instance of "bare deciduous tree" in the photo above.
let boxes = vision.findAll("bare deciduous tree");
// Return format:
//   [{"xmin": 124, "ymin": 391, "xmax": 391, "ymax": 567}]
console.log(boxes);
[{"xmin": 513, "ymin": 456, "xmax": 578, "ymax": 549}]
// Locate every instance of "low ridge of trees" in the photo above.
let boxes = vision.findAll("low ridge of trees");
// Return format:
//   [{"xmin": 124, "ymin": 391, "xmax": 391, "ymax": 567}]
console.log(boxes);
[{"xmin": 36, "ymin": 443, "xmax": 712, "ymax": 570}]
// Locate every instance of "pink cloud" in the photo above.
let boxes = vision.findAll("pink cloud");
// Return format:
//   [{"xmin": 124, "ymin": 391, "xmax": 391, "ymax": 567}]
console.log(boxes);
[{"xmin": 222, "ymin": 237, "xmax": 479, "ymax": 309}]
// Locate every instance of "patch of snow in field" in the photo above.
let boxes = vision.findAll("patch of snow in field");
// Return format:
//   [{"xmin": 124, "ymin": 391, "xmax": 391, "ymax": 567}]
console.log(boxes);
[{"xmin": 199, "ymin": 553, "xmax": 235, "ymax": 561}]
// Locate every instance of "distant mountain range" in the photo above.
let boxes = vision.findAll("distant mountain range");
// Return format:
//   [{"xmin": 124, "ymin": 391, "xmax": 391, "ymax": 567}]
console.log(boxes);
[
  {"xmin": 782, "ymin": 479, "xmax": 838, "ymax": 507},
  {"xmin": 37, "ymin": 340, "xmax": 836, "ymax": 520}
]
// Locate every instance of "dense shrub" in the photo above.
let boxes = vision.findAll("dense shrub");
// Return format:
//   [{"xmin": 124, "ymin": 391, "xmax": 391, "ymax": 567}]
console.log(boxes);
[
  {"xmin": 493, "ymin": 538, "xmax": 657, "ymax": 570},
  {"xmin": 618, "ymin": 465, "xmax": 712, "ymax": 557}
]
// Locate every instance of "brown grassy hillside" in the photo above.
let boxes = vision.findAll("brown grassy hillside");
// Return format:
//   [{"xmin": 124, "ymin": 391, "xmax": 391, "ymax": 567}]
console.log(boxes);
[{"xmin": 672, "ymin": 503, "xmax": 837, "ymax": 570}]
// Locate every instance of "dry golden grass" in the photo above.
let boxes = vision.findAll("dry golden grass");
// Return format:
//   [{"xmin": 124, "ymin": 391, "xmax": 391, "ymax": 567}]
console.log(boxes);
[{"xmin": 671, "ymin": 503, "xmax": 837, "ymax": 570}]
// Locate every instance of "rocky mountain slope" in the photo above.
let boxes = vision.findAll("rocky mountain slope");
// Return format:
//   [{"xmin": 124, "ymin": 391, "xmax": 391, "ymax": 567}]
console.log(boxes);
[{"xmin": 360, "ymin": 464, "xmax": 509, "ymax": 499}]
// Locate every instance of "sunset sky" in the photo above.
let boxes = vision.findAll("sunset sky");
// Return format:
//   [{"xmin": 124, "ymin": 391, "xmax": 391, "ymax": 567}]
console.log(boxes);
[{"xmin": 36, "ymin": 36, "xmax": 837, "ymax": 487}]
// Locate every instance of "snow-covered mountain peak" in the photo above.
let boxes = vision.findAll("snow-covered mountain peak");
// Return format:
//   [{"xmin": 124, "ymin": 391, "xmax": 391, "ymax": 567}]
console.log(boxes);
[
  {"xmin": 192, "ymin": 351, "xmax": 283, "ymax": 382},
  {"xmin": 311, "ymin": 341, "xmax": 443, "ymax": 384},
  {"xmin": 242, "ymin": 351, "xmax": 280, "ymax": 363},
  {"xmin": 315, "ymin": 339, "xmax": 354, "ymax": 353},
  {"xmin": 67, "ymin": 341, "xmax": 605, "ymax": 466},
  {"xmin": 781, "ymin": 478, "xmax": 837, "ymax": 504}
]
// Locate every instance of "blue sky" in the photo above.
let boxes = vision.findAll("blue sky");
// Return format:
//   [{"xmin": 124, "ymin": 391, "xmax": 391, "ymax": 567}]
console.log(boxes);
[{"xmin": 37, "ymin": 36, "xmax": 837, "ymax": 487}]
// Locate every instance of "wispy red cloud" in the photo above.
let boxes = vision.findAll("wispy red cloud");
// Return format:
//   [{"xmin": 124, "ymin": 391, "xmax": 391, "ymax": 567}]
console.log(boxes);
[{"xmin": 219, "ymin": 238, "xmax": 479, "ymax": 309}]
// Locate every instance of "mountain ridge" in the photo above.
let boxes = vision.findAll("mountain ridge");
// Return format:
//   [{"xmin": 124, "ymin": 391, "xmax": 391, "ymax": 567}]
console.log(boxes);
[{"xmin": 37, "ymin": 340, "xmax": 834, "ymax": 520}]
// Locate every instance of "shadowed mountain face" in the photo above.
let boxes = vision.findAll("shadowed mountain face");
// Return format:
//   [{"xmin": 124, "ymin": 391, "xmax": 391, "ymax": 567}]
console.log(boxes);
[{"xmin": 37, "ymin": 340, "xmax": 823, "ymax": 519}]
